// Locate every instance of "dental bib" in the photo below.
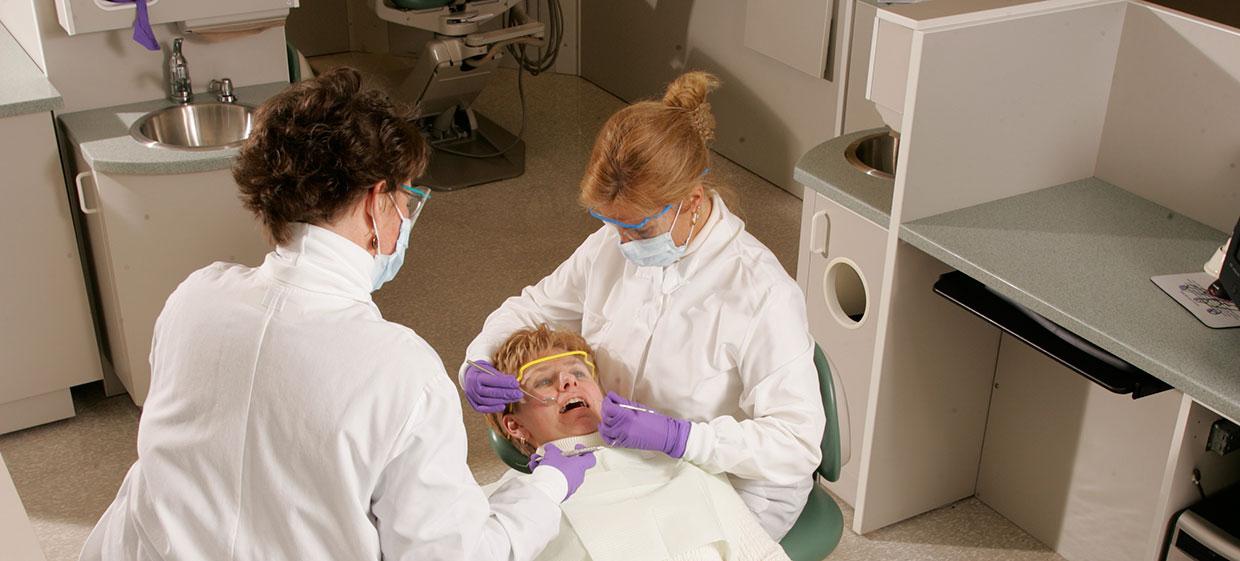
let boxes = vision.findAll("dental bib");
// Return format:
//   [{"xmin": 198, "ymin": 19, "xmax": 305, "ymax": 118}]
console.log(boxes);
[{"xmin": 527, "ymin": 433, "xmax": 786, "ymax": 561}]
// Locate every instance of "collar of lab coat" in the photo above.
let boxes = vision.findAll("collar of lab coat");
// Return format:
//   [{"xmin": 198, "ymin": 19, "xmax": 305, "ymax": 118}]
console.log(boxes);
[
  {"xmin": 262, "ymin": 223, "xmax": 376, "ymax": 304},
  {"xmin": 632, "ymin": 192, "xmax": 742, "ymax": 295}
]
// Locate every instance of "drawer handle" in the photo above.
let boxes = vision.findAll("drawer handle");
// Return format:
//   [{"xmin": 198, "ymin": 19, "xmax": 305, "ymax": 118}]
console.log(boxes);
[
  {"xmin": 75, "ymin": 171, "xmax": 99, "ymax": 215},
  {"xmin": 810, "ymin": 210, "xmax": 830, "ymax": 257}
]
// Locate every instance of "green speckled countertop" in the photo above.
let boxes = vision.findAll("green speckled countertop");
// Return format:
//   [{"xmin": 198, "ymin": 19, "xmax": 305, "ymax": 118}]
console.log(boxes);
[
  {"xmin": 902, "ymin": 178, "xmax": 1239, "ymax": 420},
  {"xmin": 0, "ymin": 24, "xmax": 61, "ymax": 118},
  {"xmin": 58, "ymin": 82, "xmax": 289, "ymax": 175},
  {"xmin": 794, "ymin": 127, "xmax": 895, "ymax": 228}
]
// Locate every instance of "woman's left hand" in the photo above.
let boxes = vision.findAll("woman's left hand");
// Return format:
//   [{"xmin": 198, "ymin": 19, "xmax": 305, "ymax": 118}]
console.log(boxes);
[{"xmin": 598, "ymin": 391, "xmax": 692, "ymax": 458}]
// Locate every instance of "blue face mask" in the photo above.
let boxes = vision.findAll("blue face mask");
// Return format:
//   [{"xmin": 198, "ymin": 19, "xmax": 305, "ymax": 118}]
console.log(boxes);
[
  {"xmin": 371, "ymin": 194, "xmax": 412, "ymax": 292},
  {"xmin": 618, "ymin": 202, "xmax": 699, "ymax": 268}
]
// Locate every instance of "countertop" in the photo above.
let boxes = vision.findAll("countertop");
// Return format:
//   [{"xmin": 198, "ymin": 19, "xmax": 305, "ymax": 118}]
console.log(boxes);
[
  {"xmin": 58, "ymin": 82, "xmax": 289, "ymax": 175},
  {"xmin": 0, "ymin": 23, "xmax": 61, "ymax": 118},
  {"xmin": 901, "ymin": 178, "xmax": 1239, "ymax": 420},
  {"xmin": 794, "ymin": 127, "xmax": 895, "ymax": 228}
]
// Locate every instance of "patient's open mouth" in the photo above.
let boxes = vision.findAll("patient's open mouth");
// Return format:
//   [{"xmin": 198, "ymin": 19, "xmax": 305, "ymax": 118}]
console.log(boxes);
[{"xmin": 560, "ymin": 398, "xmax": 588, "ymax": 414}]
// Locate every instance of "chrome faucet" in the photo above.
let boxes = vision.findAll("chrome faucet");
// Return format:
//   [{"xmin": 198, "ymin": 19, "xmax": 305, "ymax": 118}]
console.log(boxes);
[
  {"xmin": 209, "ymin": 78, "xmax": 236, "ymax": 104},
  {"xmin": 168, "ymin": 38, "xmax": 192, "ymax": 104}
]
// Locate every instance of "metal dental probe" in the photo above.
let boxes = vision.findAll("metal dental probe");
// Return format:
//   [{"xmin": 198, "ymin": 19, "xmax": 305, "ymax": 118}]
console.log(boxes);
[
  {"xmin": 466, "ymin": 359, "xmax": 556, "ymax": 404},
  {"xmin": 562, "ymin": 445, "xmax": 605, "ymax": 457},
  {"xmin": 615, "ymin": 403, "xmax": 656, "ymax": 414}
]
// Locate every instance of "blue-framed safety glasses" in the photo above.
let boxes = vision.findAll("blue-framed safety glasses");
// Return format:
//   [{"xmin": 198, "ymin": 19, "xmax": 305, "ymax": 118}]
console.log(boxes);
[
  {"xmin": 400, "ymin": 184, "xmax": 431, "ymax": 227},
  {"xmin": 589, "ymin": 203, "xmax": 673, "ymax": 230}
]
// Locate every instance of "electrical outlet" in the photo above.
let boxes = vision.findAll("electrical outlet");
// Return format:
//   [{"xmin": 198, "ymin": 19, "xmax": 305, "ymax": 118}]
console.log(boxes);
[{"xmin": 1207, "ymin": 419, "xmax": 1239, "ymax": 456}]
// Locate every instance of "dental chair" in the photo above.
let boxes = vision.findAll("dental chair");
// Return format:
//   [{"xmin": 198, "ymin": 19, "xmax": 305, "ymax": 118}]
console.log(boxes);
[
  {"xmin": 487, "ymin": 343, "xmax": 847, "ymax": 560},
  {"xmin": 373, "ymin": 0, "xmax": 553, "ymax": 190}
]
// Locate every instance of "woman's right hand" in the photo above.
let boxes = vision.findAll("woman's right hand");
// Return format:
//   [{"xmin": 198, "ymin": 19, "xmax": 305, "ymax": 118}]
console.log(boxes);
[{"xmin": 463, "ymin": 360, "xmax": 524, "ymax": 413}]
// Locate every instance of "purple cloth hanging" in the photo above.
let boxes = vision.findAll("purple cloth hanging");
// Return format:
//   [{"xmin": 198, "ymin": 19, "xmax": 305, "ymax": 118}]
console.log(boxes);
[{"xmin": 108, "ymin": 0, "xmax": 158, "ymax": 51}]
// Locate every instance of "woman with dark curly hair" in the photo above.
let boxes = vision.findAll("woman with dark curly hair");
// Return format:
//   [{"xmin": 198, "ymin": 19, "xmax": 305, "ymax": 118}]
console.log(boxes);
[{"xmin": 80, "ymin": 68, "xmax": 594, "ymax": 561}]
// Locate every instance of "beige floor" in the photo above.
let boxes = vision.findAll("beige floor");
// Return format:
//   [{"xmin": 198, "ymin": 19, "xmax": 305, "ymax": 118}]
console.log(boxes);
[{"xmin": 0, "ymin": 58, "xmax": 1066, "ymax": 561}]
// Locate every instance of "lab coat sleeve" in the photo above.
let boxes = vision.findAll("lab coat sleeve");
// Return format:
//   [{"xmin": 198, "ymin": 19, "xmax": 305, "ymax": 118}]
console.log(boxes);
[
  {"xmin": 460, "ymin": 228, "xmax": 606, "ymax": 383},
  {"xmin": 371, "ymin": 373, "xmax": 566, "ymax": 561},
  {"xmin": 681, "ymin": 283, "xmax": 826, "ymax": 486}
]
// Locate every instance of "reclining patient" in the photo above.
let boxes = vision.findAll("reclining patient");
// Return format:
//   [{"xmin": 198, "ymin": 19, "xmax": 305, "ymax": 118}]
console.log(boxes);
[{"xmin": 483, "ymin": 325, "xmax": 791, "ymax": 561}]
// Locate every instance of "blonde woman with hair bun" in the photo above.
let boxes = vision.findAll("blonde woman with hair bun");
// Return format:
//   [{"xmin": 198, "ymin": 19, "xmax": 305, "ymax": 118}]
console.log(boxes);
[{"xmin": 461, "ymin": 71, "xmax": 826, "ymax": 540}]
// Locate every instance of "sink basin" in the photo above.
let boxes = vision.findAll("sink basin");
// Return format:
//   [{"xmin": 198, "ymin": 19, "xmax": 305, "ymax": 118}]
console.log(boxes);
[
  {"xmin": 130, "ymin": 102, "xmax": 255, "ymax": 151},
  {"xmin": 845, "ymin": 131, "xmax": 899, "ymax": 179}
]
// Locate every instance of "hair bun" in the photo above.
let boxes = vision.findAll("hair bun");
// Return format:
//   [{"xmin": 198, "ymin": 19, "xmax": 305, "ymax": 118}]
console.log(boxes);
[{"xmin": 662, "ymin": 71, "xmax": 720, "ymax": 143}]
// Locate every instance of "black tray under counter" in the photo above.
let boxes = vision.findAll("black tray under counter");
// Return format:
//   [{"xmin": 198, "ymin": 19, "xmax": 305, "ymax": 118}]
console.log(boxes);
[{"xmin": 934, "ymin": 271, "xmax": 1171, "ymax": 398}]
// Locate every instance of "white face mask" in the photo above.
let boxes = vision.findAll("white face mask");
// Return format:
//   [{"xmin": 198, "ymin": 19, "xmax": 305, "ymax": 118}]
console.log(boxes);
[
  {"xmin": 618, "ymin": 202, "xmax": 699, "ymax": 268},
  {"xmin": 370, "ymin": 194, "xmax": 412, "ymax": 292}
]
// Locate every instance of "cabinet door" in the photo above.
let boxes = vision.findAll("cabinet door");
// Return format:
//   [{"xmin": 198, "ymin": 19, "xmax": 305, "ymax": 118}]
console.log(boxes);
[
  {"xmin": 90, "ymin": 169, "xmax": 270, "ymax": 406},
  {"xmin": 57, "ymin": 0, "xmax": 294, "ymax": 36},
  {"xmin": 0, "ymin": 113, "xmax": 99, "ymax": 413},
  {"xmin": 801, "ymin": 189, "xmax": 888, "ymax": 507}
]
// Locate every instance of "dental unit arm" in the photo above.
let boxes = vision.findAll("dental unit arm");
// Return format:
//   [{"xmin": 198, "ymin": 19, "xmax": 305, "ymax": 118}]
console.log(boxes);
[{"xmin": 372, "ymin": 1, "xmax": 548, "ymax": 186}]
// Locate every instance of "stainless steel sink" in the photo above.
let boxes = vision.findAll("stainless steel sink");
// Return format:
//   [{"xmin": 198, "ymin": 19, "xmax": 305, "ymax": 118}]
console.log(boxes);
[
  {"xmin": 130, "ymin": 102, "xmax": 255, "ymax": 151},
  {"xmin": 845, "ymin": 130, "xmax": 899, "ymax": 179}
]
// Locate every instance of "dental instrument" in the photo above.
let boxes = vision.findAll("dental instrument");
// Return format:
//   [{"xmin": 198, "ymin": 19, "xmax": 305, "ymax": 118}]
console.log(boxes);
[
  {"xmin": 466, "ymin": 359, "xmax": 555, "ymax": 405},
  {"xmin": 562, "ymin": 445, "xmax": 605, "ymax": 457},
  {"xmin": 615, "ymin": 403, "xmax": 656, "ymax": 414}
]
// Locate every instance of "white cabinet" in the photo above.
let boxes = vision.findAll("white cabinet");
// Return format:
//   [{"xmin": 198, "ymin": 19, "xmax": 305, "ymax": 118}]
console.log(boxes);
[
  {"xmin": 744, "ymin": 0, "xmax": 834, "ymax": 78},
  {"xmin": 799, "ymin": 189, "xmax": 887, "ymax": 507},
  {"xmin": 0, "ymin": 454, "xmax": 45, "ymax": 561},
  {"xmin": 0, "ymin": 112, "xmax": 99, "ymax": 434},
  {"xmin": 977, "ymin": 336, "xmax": 1183, "ymax": 561},
  {"xmin": 56, "ymin": 0, "xmax": 295, "ymax": 36},
  {"xmin": 76, "ymin": 167, "xmax": 269, "ymax": 405}
]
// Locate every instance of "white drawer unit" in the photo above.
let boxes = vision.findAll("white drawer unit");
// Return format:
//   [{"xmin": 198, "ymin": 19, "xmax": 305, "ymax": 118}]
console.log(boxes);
[
  {"xmin": 56, "ymin": 0, "xmax": 295, "ymax": 36},
  {"xmin": 0, "ymin": 112, "xmax": 99, "ymax": 434}
]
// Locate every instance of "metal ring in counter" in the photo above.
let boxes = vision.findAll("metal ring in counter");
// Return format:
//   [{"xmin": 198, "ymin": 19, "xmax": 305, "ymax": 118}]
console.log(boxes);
[
  {"xmin": 0, "ymin": 25, "xmax": 62, "ymax": 118},
  {"xmin": 794, "ymin": 127, "xmax": 896, "ymax": 229},
  {"xmin": 58, "ymin": 82, "xmax": 291, "ymax": 176}
]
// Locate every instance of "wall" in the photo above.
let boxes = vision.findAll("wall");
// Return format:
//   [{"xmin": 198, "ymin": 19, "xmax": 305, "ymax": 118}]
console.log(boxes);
[
  {"xmin": 1094, "ymin": 2, "xmax": 1240, "ymax": 232},
  {"xmin": 580, "ymin": 0, "xmax": 844, "ymax": 196},
  {"xmin": 1, "ymin": 0, "xmax": 288, "ymax": 113}
]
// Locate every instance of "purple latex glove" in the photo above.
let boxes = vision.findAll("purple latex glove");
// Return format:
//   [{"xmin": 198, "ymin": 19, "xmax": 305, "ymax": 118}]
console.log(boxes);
[
  {"xmin": 109, "ymin": 0, "xmax": 159, "ymax": 51},
  {"xmin": 529, "ymin": 443, "xmax": 597, "ymax": 500},
  {"xmin": 463, "ymin": 360, "xmax": 524, "ymax": 413},
  {"xmin": 598, "ymin": 391, "xmax": 691, "ymax": 458}
]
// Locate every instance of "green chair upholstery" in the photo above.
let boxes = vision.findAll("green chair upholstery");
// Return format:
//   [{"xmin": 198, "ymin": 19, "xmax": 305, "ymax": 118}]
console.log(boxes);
[
  {"xmin": 484, "ymin": 343, "xmax": 844, "ymax": 559},
  {"xmin": 778, "ymin": 344, "xmax": 844, "ymax": 561},
  {"xmin": 489, "ymin": 421, "xmax": 532, "ymax": 474}
]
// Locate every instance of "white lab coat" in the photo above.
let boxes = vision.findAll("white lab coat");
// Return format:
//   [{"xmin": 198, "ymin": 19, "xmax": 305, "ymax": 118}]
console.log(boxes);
[
  {"xmin": 82, "ymin": 224, "xmax": 567, "ymax": 561},
  {"xmin": 463, "ymin": 195, "xmax": 826, "ymax": 539}
]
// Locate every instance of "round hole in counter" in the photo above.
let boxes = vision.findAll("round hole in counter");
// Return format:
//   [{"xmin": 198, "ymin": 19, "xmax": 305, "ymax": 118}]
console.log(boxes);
[{"xmin": 824, "ymin": 258, "xmax": 868, "ymax": 328}]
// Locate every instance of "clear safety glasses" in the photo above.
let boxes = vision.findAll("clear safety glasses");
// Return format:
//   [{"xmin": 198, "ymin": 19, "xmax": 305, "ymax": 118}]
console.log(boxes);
[
  {"xmin": 400, "ymin": 184, "xmax": 431, "ymax": 225},
  {"xmin": 516, "ymin": 351, "xmax": 598, "ymax": 403}
]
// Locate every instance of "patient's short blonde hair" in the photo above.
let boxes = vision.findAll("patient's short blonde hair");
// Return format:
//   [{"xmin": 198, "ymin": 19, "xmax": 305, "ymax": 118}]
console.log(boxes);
[{"xmin": 485, "ymin": 324, "xmax": 596, "ymax": 456}]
